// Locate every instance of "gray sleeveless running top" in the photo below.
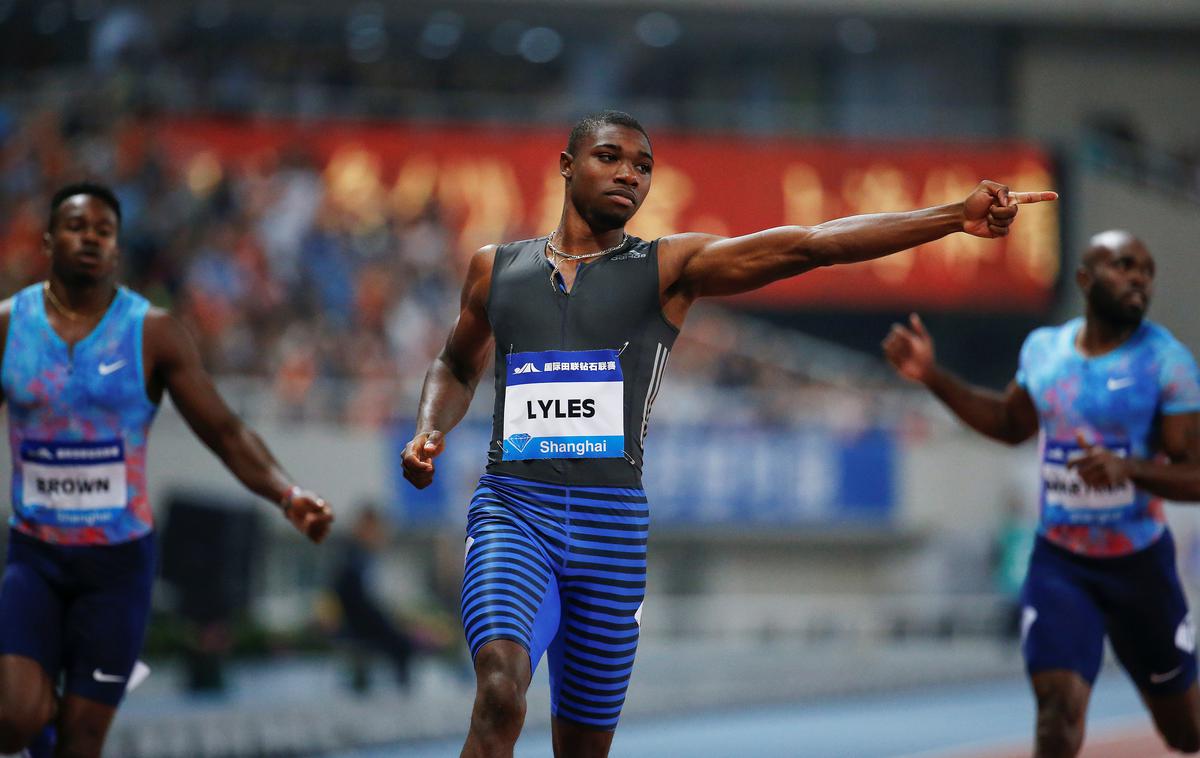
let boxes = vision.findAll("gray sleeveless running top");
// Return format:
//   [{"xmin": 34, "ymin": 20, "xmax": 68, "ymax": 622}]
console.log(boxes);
[{"xmin": 485, "ymin": 235, "xmax": 679, "ymax": 487}]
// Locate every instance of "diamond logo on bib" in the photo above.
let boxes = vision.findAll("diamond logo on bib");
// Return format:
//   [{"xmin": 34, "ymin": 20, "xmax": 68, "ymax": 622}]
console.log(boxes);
[
  {"xmin": 506, "ymin": 433, "xmax": 533, "ymax": 453},
  {"xmin": 502, "ymin": 349, "xmax": 624, "ymax": 460}
]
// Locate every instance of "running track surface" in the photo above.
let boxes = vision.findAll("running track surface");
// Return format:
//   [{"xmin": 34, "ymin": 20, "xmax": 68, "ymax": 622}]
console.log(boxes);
[{"xmin": 342, "ymin": 671, "xmax": 1167, "ymax": 757}]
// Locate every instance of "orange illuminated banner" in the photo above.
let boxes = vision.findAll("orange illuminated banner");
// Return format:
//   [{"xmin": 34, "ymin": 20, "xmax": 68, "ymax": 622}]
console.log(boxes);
[{"xmin": 158, "ymin": 119, "xmax": 1060, "ymax": 312}]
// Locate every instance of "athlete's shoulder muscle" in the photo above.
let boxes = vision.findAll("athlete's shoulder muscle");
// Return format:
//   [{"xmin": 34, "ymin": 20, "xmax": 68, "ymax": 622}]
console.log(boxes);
[
  {"xmin": 467, "ymin": 244, "xmax": 497, "ymax": 311},
  {"xmin": 141, "ymin": 305, "xmax": 176, "ymax": 362},
  {"xmin": 472, "ymin": 243, "xmax": 498, "ymax": 272},
  {"xmin": 141, "ymin": 306, "xmax": 204, "ymax": 390},
  {"xmin": 656, "ymin": 233, "xmax": 721, "ymax": 292}
]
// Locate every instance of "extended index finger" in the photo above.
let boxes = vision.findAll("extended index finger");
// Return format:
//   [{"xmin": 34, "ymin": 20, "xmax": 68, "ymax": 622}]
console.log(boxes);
[
  {"xmin": 909, "ymin": 313, "xmax": 930, "ymax": 340},
  {"xmin": 1009, "ymin": 191, "xmax": 1059, "ymax": 205}
]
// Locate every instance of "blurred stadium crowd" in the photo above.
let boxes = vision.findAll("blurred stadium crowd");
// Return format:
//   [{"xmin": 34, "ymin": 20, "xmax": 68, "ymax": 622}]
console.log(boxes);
[
  {"xmin": 0, "ymin": 3, "xmax": 934, "ymax": 447},
  {"xmin": 0, "ymin": 102, "xmax": 876, "ymax": 431},
  {"xmin": 0, "ymin": 104, "xmax": 461, "ymax": 425},
  {"xmin": 1, "ymin": 4, "xmax": 1195, "ymax": 425}
]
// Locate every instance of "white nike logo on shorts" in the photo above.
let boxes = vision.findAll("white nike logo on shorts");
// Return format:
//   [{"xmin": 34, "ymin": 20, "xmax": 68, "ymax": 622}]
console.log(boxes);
[
  {"xmin": 1020, "ymin": 606, "xmax": 1038, "ymax": 646},
  {"xmin": 1150, "ymin": 665, "xmax": 1184, "ymax": 684},
  {"xmin": 1107, "ymin": 376, "xmax": 1135, "ymax": 391},
  {"xmin": 92, "ymin": 668, "xmax": 127, "ymax": 684},
  {"xmin": 98, "ymin": 359, "xmax": 127, "ymax": 376}
]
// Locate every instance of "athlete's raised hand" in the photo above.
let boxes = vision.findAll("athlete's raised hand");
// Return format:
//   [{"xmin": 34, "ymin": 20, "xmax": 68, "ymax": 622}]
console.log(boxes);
[
  {"xmin": 402, "ymin": 430, "xmax": 446, "ymax": 489},
  {"xmin": 961, "ymin": 181, "xmax": 1058, "ymax": 239},
  {"xmin": 883, "ymin": 313, "xmax": 937, "ymax": 385},
  {"xmin": 283, "ymin": 486, "xmax": 335, "ymax": 543},
  {"xmin": 1069, "ymin": 431, "xmax": 1132, "ymax": 489}
]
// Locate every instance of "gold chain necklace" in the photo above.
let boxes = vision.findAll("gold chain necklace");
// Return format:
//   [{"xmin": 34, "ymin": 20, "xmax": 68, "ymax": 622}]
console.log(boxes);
[
  {"xmin": 544, "ymin": 231, "xmax": 629, "ymax": 291},
  {"xmin": 43, "ymin": 281, "xmax": 109, "ymax": 322}
]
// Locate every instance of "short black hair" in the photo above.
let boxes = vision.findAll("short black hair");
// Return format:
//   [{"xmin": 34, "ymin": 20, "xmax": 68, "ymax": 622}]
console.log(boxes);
[
  {"xmin": 49, "ymin": 182, "xmax": 122, "ymax": 229},
  {"xmin": 565, "ymin": 110, "xmax": 650, "ymax": 156}
]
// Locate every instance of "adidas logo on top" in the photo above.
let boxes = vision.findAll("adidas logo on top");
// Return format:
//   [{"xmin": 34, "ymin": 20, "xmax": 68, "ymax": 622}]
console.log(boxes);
[{"xmin": 513, "ymin": 363, "xmax": 541, "ymax": 374}]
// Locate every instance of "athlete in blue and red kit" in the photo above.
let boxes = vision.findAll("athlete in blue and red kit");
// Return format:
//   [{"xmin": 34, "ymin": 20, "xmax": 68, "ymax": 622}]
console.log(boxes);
[
  {"xmin": 885, "ymin": 230, "xmax": 1200, "ymax": 757},
  {"xmin": 0, "ymin": 183, "xmax": 335, "ymax": 758}
]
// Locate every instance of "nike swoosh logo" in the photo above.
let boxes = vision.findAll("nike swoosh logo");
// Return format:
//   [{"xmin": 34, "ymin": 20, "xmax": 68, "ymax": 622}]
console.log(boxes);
[
  {"xmin": 98, "ymin": 360, "xmax": 127, "ymax": 376},
  {"xmin": 1150, "ymin": 665, "xmax": 1184, "ymax": 684},
  {"xmin": 1107, "ymin": 377, "xmax": 1135, "ymax": 391},
  {"xmin": 92, "ymin": 668, "xmax": 127, "ymax": 683}
]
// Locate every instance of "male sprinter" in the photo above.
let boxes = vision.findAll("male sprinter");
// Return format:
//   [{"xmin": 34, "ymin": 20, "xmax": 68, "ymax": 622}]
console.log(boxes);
[
  {"xmin": 0, "ymin": 182, "xmax": 334, "ymax": 758},
  {"xmin": 883, "ymin": 230, "xmax": 1200, "ymax": 756},
  {"xmin": 402, "ymin": 110, "xmax": 1056, "ymax": 758}
]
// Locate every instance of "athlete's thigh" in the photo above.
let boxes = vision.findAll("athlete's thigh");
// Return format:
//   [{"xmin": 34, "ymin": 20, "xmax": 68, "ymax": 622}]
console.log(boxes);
[
  {"xmin": 462, "ymin": 517, "xmax": 562, "ymax": 668},
  {"xmin": 1105, "ymin": 533, "xmax": 1198, "ymax": 696},
  {"xmin": 0, "ymin": 535, "xmax": 64, "ymax": 715},
  {"xmin": 60, "ymin": 537, "xmax": 155, "ymax": 707},
  {"xmin": 55, "ymin": 693, "xmax": 118, "ymax": 758},
  {"xmin": 1020, "ymin": 540, "xmax": 1107, "ymax": 685},
  {"xmin": 549, "ymin": 570, "xmax": 644, "ymax": 731},
  {"xmin": 549, "ymin": 487, "xmax": 648, "ymax": 731}
]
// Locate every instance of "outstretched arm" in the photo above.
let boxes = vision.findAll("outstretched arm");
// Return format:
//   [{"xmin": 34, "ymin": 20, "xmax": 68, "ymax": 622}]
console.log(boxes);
[
  {"xmin": 659, "ymin": 182, "xmax": 1057, "ymax": 319},
  {"xmin": 883, "ymin": 314, "xmax": 1039, "ymax": 445},
  {"xmin": 145, "ymin": 310, "xmax": 333, "ymax": 542},
  {"xmin": 1071, "ymin": 415, "xmax": 1200, "ymax": 501},
  {"xmin": 401, "ymin": 246, "xmax": 496, "ymax": 489}
]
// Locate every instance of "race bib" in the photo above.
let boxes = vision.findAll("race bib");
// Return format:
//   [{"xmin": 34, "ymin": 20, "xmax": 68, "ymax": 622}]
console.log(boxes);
[
  {"xmin": 1041, "ymin": 439, "xmax": 1136, "ymax": 525},
  {"xmin": 20, "ymin": 440, "xmax": 128, "ymax": 526},
  {"xmin": 502, "ymin": 349, "xmax": 624, "ymax": 460}
]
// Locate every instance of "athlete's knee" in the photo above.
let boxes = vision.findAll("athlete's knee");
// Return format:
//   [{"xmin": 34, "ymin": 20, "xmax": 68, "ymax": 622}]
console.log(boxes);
[
  {"xmin": 0, "ymin": 714, "xmax": 31, "ymax": 754},
  {"xmin": 554, "ymin": 717, "xmax": 615, "ymax": 758},
  {"xmin": 55, "ymin": 737, "xmax": 105, "ymax": 758},
  {"xmin": 475, "ymin": 667, "xmax": 527, "ymax": 727},
  {"xmin": 0, "ymin": 708, "xmax": 47, "ymax": 753},
  {"xmin": 1161, "ymin": 721, "xmax": 1200, "ymax": 754},
  {"xmin": 1165, "ymin": 732, "xmax": 1200, "ymax": 754},
  {"xmin": 472, "ymin": 645, "xmax": 529, "ymax": 732},
  {"xmin": 0, "ymin": 692, "xmax": 54, "ymax": 752},
  {"xmin": 54, "ymin": 719, "xmax": 109, "ymax": 758},
  {"xmin": 1034, "ymin": 688, "xmax": 1087, "ymax": 757},
  {"xmin": 1034, "ymin": 717, "xmax": 1084, "ymax": 758}
]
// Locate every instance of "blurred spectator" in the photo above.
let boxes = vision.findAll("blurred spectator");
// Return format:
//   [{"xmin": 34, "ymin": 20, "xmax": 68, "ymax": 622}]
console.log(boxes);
[
  {"xmin": 991, "ymin": 492, "xmax": 1036, "ymax": 640},
  {"xmin": 1083, "ymin": 111, "xmax": 1145, "ymax": 182},
  {"xmin": 332, "ymin": 506, "xmax": 418, "ymax": 692}
]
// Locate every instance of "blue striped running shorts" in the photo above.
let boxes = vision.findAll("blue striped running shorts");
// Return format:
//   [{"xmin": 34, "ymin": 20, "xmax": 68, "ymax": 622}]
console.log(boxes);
[{"xmin": 461, "ymin": 473, "xmax": 649, "ymax": 730}]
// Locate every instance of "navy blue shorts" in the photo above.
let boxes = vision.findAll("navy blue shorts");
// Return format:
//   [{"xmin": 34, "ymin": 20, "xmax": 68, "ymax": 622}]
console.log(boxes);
[
  {"xmin": 1021, "ymin": 531, "xmax": 1197, "ymax": 695},
  {"xmin": 461, "ymin": 474, "xmax": 648, "ymax": 731},
  {"xmin": 0, "ymin": 529, "xmax": 156, "ymax": 706}
]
